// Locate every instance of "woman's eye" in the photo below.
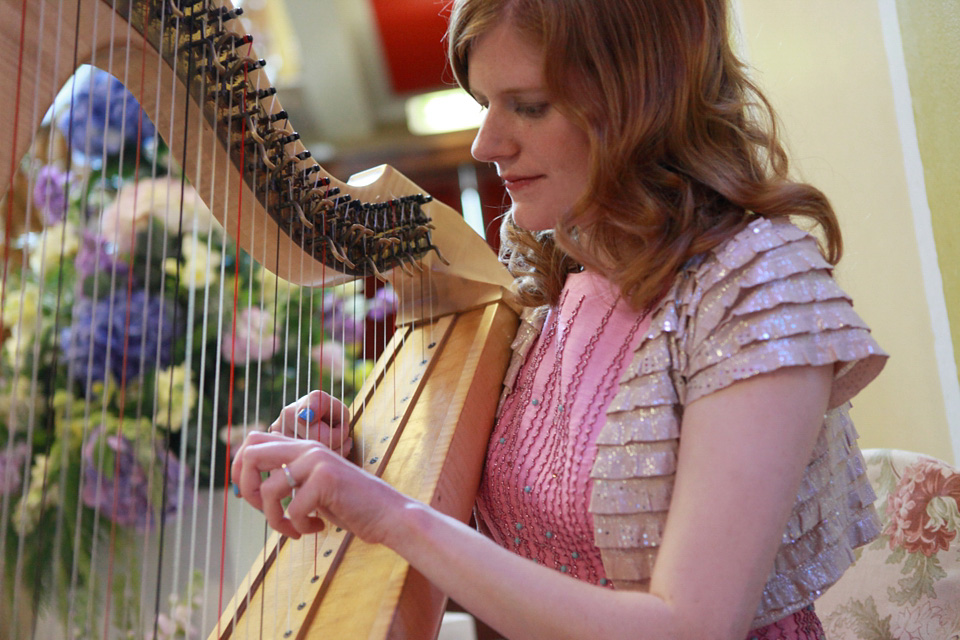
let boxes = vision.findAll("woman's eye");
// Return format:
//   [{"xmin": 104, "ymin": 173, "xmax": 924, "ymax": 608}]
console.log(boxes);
[{"xmin": 516, "ymin": 102, "xmax": 549, "ymax": 117}]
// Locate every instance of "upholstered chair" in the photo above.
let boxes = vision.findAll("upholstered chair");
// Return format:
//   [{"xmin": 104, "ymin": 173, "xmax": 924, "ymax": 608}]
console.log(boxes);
[{"xmin": 816, "ymin": 449, "xmax": 960, "ymax": 640}]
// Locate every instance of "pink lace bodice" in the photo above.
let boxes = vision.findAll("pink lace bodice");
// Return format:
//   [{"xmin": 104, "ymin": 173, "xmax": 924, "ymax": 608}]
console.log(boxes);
[{"xmin": 476, "ymin": 271, "xmax": 651, "ymax": 585}]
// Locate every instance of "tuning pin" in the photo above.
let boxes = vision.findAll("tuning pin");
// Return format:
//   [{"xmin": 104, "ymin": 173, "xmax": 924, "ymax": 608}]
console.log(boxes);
[
  {"xmin": 217, "ymin": 7, "xmax": 244, "ymax": 21},
  {"xmin": 248, "ymin": 87, "xmax": 277, "ymax": 101},
  {"xmin": 299, "ymin": 165, "xmax": 321, "ymax": 179},
  {"xmin": 240, "ymin": 58, "xmax": 267, "ymax": 73},
  {"xmin": 264, "ymin": 110, "xmax": 288, "ymax": 124}
]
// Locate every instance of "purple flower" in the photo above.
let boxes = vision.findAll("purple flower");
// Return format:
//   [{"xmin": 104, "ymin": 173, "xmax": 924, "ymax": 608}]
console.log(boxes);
[
  {"xmin": 366, "ymin": 286, "xmax": 398, "ymax": 322},
  {"xmin": 0, "ymin": 442, "xmax": 32, "ymax": 496},
  {"xmin": 57, "ymin": 69, "xmax": 156, "ymax": 162},
  {"xmin": 81, "ymin": 426, "xmax": 191, "ymax": 531},
  {"xmin": 61, "ymin": 289, "xmax": 178, "ymax": 387},
  {"xmin": 33, "ymin": 165, "xmax": 70, "ymax": 225},
  {"xmin": 322, "ymin": 292, "xmax": 364, "ymax": 344},
  {"xmin": 74, "ymin": 230, "xmax": 128, "ymax": 280}
]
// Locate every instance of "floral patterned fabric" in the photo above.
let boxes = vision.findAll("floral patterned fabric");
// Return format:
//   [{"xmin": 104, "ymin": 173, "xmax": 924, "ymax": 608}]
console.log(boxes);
[{"xmin": 816, "ymin": 449, "xmax": 960, "ymax": 639}]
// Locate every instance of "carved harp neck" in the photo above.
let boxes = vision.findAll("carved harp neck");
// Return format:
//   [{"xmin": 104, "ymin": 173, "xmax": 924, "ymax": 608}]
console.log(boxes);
[{"xmin": 2, "ymin": 0, "xmax": 513, "ymax": 304}]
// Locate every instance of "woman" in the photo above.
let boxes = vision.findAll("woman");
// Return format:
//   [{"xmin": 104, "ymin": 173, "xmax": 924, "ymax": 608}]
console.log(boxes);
[{"xmin": 232, "ymin": 1, "xmax": 887, "ymax": 638}]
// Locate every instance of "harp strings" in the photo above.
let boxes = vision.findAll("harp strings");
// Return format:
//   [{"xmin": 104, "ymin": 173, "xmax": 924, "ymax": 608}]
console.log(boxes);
[
  {"xmin": 5, "ymin": 0, "xmax": 49, "ymax": 630},
  {"xmin": 2, "ymin": 2, "xmax": 450, "ymax": 637}
]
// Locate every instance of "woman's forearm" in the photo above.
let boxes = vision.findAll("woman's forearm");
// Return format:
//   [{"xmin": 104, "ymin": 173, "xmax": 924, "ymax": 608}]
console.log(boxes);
[{"xmin": 384, "ymin": 500, "xmax": 678, "ymax": 640}]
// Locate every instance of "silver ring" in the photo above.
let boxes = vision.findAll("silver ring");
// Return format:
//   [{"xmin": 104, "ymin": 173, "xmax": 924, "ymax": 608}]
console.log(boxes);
[{"xmin": 281, "ymin": 463, "xmax": 297, "ymax": 489}]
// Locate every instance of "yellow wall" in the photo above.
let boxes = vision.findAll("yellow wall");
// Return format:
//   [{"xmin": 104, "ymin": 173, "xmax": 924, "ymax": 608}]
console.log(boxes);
[
  {"xmin": 736, "ymin": 0, "xmax": 956, "ymax": 462},
  {"xmin": 895, "ymin": 0, "xmax": 960, "ymax": 395}
]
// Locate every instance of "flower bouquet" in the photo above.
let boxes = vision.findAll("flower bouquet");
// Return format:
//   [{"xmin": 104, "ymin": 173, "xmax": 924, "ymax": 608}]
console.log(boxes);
[{"xmin": 0, "ymin": 66, "xmax": 394, "ymax": 638}]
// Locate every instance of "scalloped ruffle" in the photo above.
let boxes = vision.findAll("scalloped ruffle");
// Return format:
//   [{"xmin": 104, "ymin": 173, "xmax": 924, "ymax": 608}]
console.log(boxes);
[{"xmin": 589, "ymin": 216, "xmax": 887, "ymax": 628}]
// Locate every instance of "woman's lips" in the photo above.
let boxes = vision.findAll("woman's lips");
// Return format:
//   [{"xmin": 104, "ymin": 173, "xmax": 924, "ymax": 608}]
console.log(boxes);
[{"xmin": 502, "ymin": 175, "xmax": 542, "ymax": 191}]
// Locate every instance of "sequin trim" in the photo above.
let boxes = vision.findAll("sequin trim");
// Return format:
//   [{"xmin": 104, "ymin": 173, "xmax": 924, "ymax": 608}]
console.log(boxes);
[{"xmin": 587, "ymin": 217, "xmax": 886, "ymax": 627}]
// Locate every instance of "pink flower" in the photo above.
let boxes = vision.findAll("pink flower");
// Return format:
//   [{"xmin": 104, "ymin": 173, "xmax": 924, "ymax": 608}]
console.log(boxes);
[
  {"xmin": 311, "ymin": 340, "xmax": 346, "ymax": 380},
  {"xmin": 0, "ymin": 443, "xmax": 32, "ymax": 495},
  {"xmin": 221, "ymin": 307, "xmax": 279, "ymax": 364},
  {"xmin": 884, "ymin": 458, "xmax": 960, "ymax": 556},
  {"xmin": 219, "ymin": 423, "xmax": 265, "ymax": 459}
]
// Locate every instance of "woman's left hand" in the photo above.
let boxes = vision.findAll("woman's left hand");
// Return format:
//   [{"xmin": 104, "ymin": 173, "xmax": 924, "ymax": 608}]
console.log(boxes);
[
  {"xmin": 230, "ymin": 431, "xmax": 407, "ymax": 544},
  {"xmin": 269, "ymin": 390, "xmax": 353, "ymax": 458}
]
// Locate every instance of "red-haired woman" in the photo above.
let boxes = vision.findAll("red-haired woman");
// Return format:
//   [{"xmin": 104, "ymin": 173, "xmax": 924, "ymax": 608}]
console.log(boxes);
[{"xmin": 233, "ymin": 2, "xmax": 887, "ymax": 637}]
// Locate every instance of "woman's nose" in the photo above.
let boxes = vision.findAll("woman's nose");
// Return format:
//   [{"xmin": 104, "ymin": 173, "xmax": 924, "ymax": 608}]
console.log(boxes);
[{"xmin": 471, "ymin": 109, "xmax": 513, "ymax": 164}]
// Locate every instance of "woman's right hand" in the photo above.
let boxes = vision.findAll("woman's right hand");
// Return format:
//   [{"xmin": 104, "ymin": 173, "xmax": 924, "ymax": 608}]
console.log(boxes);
[
  {"xmin": 269, "ymin": 390, "xmax": 353, "ymax": 458},
  {"xmin": 231, "ymin": 430, "xmax": 411, "ymax": 545}
]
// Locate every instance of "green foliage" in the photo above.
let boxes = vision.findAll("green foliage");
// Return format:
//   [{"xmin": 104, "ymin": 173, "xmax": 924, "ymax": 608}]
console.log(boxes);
[
  {"xmin": 833, "ymin": 597, "xmax": 895, "ymax": 640},
  {"xmin": 888, "ymin": 552, "xmax": 946, "ymax": 606}
]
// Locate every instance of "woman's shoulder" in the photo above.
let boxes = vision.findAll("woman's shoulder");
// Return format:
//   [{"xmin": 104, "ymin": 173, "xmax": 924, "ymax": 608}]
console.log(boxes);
[
  {"xmin": 687, "ymin": 216, "xmax": 831, "ymax": 297},
  {"xmin": 656, "ymin": 217, "xmax": 839, "ymax": 331},
  {"xmin": 649, "ymin": 216, "xmax": 887, "ymax": 408}
]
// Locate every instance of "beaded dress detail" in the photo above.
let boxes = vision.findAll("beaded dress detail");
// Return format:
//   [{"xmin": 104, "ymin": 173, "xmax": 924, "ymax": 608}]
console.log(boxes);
[
  {"xmin": 476, "ymin": 271, "xmax": 650, "ymax": 584},
  {"xmin": 482, "ymin": 217, "xmax": 888, "ymax": 631}
]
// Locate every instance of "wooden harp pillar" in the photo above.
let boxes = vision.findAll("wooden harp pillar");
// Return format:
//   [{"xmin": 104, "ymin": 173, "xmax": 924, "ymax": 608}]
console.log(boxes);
[{"xmin": 0, "ymin": 0, "xmax": 519, "ymax": 638}]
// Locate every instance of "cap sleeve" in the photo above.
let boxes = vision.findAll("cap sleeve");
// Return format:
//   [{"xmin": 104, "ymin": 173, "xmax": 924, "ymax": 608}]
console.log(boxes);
[{"xmin": 682, "ymin": 218, "xmax": 887, "ymax": 409}]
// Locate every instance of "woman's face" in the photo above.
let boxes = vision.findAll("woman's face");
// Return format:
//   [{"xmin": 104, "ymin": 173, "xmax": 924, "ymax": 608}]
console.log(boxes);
[{"xmin": 468, "ymin": 23, "xmax": 591, "ymax": 232}]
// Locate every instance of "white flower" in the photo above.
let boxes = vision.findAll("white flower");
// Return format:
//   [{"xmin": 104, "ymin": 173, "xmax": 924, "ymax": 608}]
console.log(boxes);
[
  {"xmin": 166, "ymin": 235, "xmax": 222, "ymax": 289},
  {"xmin": 100, "ymin": 177, "xmax": 220, "ymax": 253},
  {"xmin": 27, "ymin": 221, "xmax": 80, "ymax": 275},
  {"xmin": 154, "ymin": 364, "xmax": 196, "ymax": 432}
]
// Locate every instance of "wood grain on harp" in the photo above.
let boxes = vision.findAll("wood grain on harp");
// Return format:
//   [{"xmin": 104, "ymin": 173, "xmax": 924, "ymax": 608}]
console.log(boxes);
[{"xmin": 0, "ymin": 0, "xmax": 518, "ymax": 638}]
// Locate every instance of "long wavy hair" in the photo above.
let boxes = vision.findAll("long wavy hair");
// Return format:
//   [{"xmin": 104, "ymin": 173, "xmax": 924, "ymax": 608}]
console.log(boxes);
[{"xmin": 447, "ymin": 0, "xmax": 842, "ymax": 311}]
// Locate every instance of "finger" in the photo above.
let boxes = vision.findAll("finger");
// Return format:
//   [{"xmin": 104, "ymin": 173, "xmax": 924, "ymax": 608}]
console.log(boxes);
[
  {"xmin": 266, "ymin": 450, "xmax": 336, "ymax": 537},
  {"xmin": 279, "ymin": 420, "xmax": 350, "ymax": 446},
  {"xmin": 284, "ymin": 458, "xmax": 351, "ymax": 535},
  {"xmin": 329, "ymin": 436, "xmax": 353, "ymax": 459},
  {"xmin": 284, "ymin": 475, "xmax": 327, "ymax": 535},
  {"xmin": 259, "ymin": 469, "xmax": 300, "ymax": 538},
  {"xmin": 271, "ymin": 391, "xmax": 351, "ymax": 438},
  {"xmin": 269, "ymin": 393, "xmax": 314, "ymax": 437},
  {"xmin": 314, "ymin": 424, "xmax": 353, "ymax": 452},
  {"xmin": 231, "ymin": 431, "xmax": 286, "ymax": 494},
  {"xmin": 235, "ymin": 436, "xmax": 310, "ymax": 508}
]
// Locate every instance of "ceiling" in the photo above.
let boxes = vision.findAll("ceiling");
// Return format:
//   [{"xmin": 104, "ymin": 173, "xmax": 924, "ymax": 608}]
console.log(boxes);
[{"xmin": 263, "ymin": 0, "xmax": 456, "ymax": 160}]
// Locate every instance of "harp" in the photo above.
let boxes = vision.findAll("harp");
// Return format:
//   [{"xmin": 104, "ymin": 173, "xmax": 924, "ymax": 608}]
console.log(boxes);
[{"xmin": 0, "ymin": 1, "xmax": 518, "ymax": 638}]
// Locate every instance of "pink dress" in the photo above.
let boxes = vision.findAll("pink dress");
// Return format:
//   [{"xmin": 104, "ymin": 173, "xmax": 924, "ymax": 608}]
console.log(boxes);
[
  {"xmin": 477, "ymin": 271, "xmax": 650, "ymax": 584},
  {"xmin": 476, "ymin": 218, "xmax": 887, "ymax": 638}
]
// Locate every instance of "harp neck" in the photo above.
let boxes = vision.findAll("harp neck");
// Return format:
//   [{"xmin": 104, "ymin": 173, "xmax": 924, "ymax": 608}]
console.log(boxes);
[{"xmin": 1, "ymin": 0, "xmax": 515, "ymax": 320}]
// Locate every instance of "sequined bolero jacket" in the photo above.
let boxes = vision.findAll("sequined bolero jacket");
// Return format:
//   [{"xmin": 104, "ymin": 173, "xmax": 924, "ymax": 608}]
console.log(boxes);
[{"xmin": 497, "ymin": 217, "xmax": 888, "ymax": 627}]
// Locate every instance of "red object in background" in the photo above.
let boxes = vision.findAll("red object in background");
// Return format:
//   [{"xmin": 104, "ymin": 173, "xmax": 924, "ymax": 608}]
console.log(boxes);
[{"xmin": 369, "ymin": 0, "xmax": 451, "ymax": 94}]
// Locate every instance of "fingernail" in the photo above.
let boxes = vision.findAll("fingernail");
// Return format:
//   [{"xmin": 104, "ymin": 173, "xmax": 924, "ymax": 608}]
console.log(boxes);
[
  {"xmin": 232, "ymin": 483, "xmax": 240, "ymax": 497},
  {"xmin": 298, "ymin": 408, "xmax": 315, "ymax": 422}
]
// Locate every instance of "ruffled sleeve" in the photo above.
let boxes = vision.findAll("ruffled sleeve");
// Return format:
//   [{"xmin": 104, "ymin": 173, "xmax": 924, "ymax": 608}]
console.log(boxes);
[
  {"xmin": 589, "ymin": 216, "xmax": 887, "ymax": 626},
  {"xmin": 681, "ymin": 217, "xmax": 887, "ymax": 409}
]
